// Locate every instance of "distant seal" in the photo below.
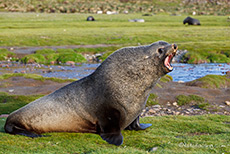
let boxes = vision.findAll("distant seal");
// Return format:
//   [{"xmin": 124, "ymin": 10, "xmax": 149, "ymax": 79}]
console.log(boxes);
[
  {"xmin": 4, "ymin": 41, "xmax": 178, "ymax": 146},
  {"xmin": 86, "ymin": 16, "xmax": 95, "ymax": 21},
  {"xmin": 183, "ymin": 16, "xmax": 201, "ymax": 25}
]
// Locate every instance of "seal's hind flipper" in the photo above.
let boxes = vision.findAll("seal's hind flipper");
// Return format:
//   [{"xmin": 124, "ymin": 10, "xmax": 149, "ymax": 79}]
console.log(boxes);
[
  {"xmin": 125, "ymin": 116, "xmax": 152, "ymax": 131},
  {"xmin": 100, "ymin": 132, "xmax": 123, "ymax": 146}
]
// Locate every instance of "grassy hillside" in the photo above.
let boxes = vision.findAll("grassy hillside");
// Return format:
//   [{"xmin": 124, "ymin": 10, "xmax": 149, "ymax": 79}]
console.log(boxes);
[
  {"xmin": 0, "ymin": 115, "xmax": 230, "ymax": 153},
  {"xmin": 0, "ymin": 0, "xmax": 229, "ymax": 15}
]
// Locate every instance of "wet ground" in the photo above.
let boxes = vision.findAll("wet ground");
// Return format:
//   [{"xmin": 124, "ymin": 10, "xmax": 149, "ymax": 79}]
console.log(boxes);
[
  {"xmin": 1, "ymin": 62, "xmax": 230, "ymax": 82},
  {"xmin": 0, "ymin": 61, "xmax": 230, "ymax": 116}
]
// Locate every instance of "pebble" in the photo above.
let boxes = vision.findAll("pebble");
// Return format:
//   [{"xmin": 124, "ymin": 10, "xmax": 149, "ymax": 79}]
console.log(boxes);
[
  {"xmin": 172, "ymin": 102, "xmax": 178, "ymax": 107},
  {"xmin": 9, "ymin": 89, "xmax": 14, "ymax": 93},
  {"xmin": 153, "ymin": 105, "xmax": 161, "ymax": 108},
  {"xmin": 225, "ymin": 101, "xmax": 230, "ymax": 106},
  {"xmin": 149, "ymin": 147, "xmax": 158, "ymax": 152}
]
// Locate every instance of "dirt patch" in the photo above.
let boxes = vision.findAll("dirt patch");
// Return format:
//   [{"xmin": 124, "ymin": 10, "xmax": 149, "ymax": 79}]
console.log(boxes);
[{"xmin": 0, "ymin": 76, "xmax": 71, "ymax": 95}]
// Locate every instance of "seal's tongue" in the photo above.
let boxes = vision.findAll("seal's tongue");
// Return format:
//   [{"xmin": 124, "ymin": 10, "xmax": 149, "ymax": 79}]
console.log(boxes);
[{"xmin": 164, "ymin": 54, "xmax": 173, "ymax": 71}]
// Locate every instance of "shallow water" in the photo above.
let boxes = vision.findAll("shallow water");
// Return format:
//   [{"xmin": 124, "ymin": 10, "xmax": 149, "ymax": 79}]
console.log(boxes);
[
  {"xmin": 42, "ymin": 63, "xmax": 230, "ymax": 82},
  {"xmin": 1, "ymin": 63, "xmax": 230, "ymax": 82},
  {"xmin": 169, "ymin": 63, "xmax": 230, "ymax": 82}
]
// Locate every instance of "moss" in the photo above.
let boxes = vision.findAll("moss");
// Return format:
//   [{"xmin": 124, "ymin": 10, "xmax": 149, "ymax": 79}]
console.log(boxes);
[
  {"xmin": 146, "ymin": 93, "xmax": 158, "ymax": 107},
  {"xmin": 99, "ymin": 51, "xmax": 114, "ymax": 61},
  {"xmin": 0, "ymin": 73, "xmax": 76, "ymax": 83},
  {"xmin": 57, "ymin": 53, "xmax": 86, "ymax": 63},
  {"xmin": 56, "ymin": 48, "xmax": 76, "ymax": 54},
  {"xmin": 75, "ymin": 46, "xmax": 120, "ymax": 54},
  {"xmin": 176, "ymin": 94, "xmax": 205, "ymax": 106},
  {"xmin": 44, "ymin": 53, "xmax": 60, "ymax": 64},
  {"xmin": 188, "ymin": 75, "xmax": 230, "ymax": 89},
  {"xmin": 35, "ymin": 48, "xmax": 56, "ymax": 54},
  {"xmin": 160, "ymin": 75, "xmax": 173, "ymax": 83},
  {"xmin": 182, "ymin": 51, "xmax": 209, "ymax": 64},
  {"xmin": 0, "ymin": 48, "xmax": 16, "ymax": 60},
  {"xmin": 207, "ymin": 53, "xmax": 230, "ymax": 63},
  {"xmin": 20, "ymin": 54, "xmax": 46, "ymax": 64},
  {"xmin": 196, "ymin": 102, "xmax": 210, "ymax": 110}
]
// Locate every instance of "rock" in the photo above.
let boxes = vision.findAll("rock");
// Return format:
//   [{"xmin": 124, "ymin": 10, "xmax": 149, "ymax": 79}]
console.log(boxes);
[
  {"xmin": 153, "ymin": 105, "xmax": 161, "ymax": 108},
  {"xmin": 148, "ymin": 109, "xmax": 156, "ymax": 114},
  {"xmin": 175, "ymin": 112, "xmax": 180, "ymax": 115},
  {"xmin": 97, "ymin": 11, "xmax": 103, "ymax": 14},
  {"xmin": 225, "ymin": 101, "xmax": 230, "ymax": 106},
  {"xmin": 50, "ymin": 61, "xmax": 55, "ymax": 65},
  {"xmin": 129, "ymin": 19, "xmax": 145, "ymax": 22},
  {"xmin": 106, "ymin": 11, "xmax": 117, "ymax": 15},
  {"xmin": 9, "ymin": 89, "xmax": 14, "ymax": 93},
  {"xmin": 172, "ymin": 102, "xmax": 178, "ymax": 107},
  {"xmin": 65, "ymin": 61, "xmax": 75, "ymax": 66},
  {"xmin": 149, "ymin": 147, "xmax": 158, "ymax": 152}
]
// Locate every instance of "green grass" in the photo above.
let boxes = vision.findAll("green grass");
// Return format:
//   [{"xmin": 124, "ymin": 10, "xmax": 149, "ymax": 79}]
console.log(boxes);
[
  {"xmin": 0, "ymin": 92, "xmax": 42, "ymax": 114},
  {"xmin": 0, "ymin": 13, "xmax": 229, "ymax": 63},
  {"xmin": 176, "ymin": 95, "xmax": 206, "ymax": 106},
  {"xmin": 20, "ymin": 48, "xmax": 87, "ymax": 64},
  {"xmin": 0, "ymin": 48, "xmax": 16, "ymax": 61},
  {"xmin": 0, "ymin": 73, "xmax": 76, "ymax": 83},
  {"xmin": 0, "ymin": 115, "xmax": 230, "ymax": 153},
  {"xmin": 146, "ymin": 93, "xmax": 158, "ymax": 107},
  {"xmin": 187, "ymin": 75, "xmax": 230, "ymax": 89}
]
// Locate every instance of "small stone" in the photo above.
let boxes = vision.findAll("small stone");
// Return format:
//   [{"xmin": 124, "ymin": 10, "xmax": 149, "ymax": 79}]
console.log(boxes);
[
  {"xmin": 9, "ymin": 89, "xmax": 14, "ymax": 93},
  {"xmin": 219, "ymin": 105, "xmax": 225, "ymax": 108},
  {"xmin": 153, "ymin": 105, "xmax": 161, "ymax": 108},
  {"xmin": 172, "ymin": 102, "xmax": 178, "ymax": 107},
  {"xmin": 148, "ymin": 109, "xmax": 156, "ymax": 114},
  {"xmin": 225, "ymin": 101, "xmax": 230, "ymax": 106},
  {"xmin": 66, "ymin": 61, "xmax": 75, "ymax": 66},
  {"xmin": 149, "ymin": 147, "xmax": 158, "ymax": 152},
  {"xmin": 175, "ymin": 112, "xmax": 180, "ymax": 115},
  {"xmin": 167, "ymin": 102, "xmax": 171, "ymax": 106}
]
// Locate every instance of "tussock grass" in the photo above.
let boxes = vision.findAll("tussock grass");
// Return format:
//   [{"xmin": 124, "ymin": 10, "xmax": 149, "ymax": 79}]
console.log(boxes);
[
  {"xmin": 187, "ymin": 75, "xmax": 230, "ymax": 89},
  {"xmin": 0, "ymin": 115, "xmax": 229, "ymax": 153},
  {"xmin": 176, "ymin": 94, "xmax": 206, "ymax": 106}
]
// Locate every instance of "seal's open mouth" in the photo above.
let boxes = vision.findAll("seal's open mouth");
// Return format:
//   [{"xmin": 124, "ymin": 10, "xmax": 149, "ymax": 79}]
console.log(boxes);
[
  {"xmin": 164, "ymin": 53, "xmax": 174, "ymax": 71},
  {"xmin": 163, "ymin": 44, "xmax": 177, "ymax": 71}
]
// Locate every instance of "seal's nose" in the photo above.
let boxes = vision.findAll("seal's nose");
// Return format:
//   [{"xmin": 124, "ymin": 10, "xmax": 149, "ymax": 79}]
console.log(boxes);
[{"xmin": 172, "ymin": 44, "xmax": 177, "ymax": 50}]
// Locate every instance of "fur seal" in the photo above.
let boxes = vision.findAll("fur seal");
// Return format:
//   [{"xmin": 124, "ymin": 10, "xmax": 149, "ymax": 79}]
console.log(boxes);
[
  {"xmin": 183, "ymin": 16, "xmax": 201, "ymax": 25},
  {"xmin": 4, "ymin": 41, "xmax": 178, "ymax": 145},
  {"xmin": 86, "ymin": 16, "xmax": 95, "ymax": 21}
]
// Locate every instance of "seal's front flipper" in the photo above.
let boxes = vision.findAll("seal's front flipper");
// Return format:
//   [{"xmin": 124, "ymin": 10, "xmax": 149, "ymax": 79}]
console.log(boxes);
[
  {"xmin": 5, "ymin": 124, "xmax": 43, "ymax": 138},
  {"xmin": 125, "ymin": 116, "xmax": 152, "ymax": 131},
  {"xmin": 100, "ymin": 132, "xmax": 123, "ymax": 146},
  {"xmin": 97, "ymin": 107, "xmax": 123, "ymax": 145}
]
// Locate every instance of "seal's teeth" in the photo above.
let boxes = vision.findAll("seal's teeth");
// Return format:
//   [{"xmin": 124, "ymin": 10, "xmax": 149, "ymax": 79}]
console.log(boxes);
[{"xmin": 164, "ymin": 53, "xmax": 174, "ymax": 71}]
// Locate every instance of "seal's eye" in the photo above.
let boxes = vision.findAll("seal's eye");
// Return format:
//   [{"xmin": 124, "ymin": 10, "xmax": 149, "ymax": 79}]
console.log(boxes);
[{"xmin": 158, "ymin": 48, "xmax": 163, "ymax": 54}]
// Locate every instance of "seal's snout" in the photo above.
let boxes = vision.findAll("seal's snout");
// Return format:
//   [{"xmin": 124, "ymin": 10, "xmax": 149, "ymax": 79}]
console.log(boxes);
[{"xmin": 172, "ymin": 44, "xmax": 178, "ymax": 50}]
